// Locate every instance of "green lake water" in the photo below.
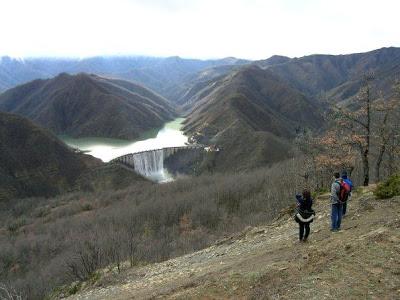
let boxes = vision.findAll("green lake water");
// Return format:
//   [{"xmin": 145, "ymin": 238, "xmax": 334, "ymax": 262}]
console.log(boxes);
[{"xmin": 60, "ymin": 118, "xmax": 187, "ymax": 163}]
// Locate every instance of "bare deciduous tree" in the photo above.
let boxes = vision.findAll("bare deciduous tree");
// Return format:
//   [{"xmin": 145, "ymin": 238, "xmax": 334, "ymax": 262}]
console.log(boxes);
[
  {"xmin": 330, "ymin": 73, "xmax": 374, "ymax": 186},
  {"xmin": 372, "ymin": 89, "xmax": 400, "ymax": 181},
  {"xmin": 0, "ymin": 283, "xmax": 23, "ymax": 300},
  {"xmin": 65, "ymin": 233, "xmax": 103, "ymax": 281}
]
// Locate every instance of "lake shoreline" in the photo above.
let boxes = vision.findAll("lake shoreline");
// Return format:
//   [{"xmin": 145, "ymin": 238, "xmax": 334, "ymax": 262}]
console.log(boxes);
[{"xmin": 60, "ymin": 118, "xmax": 188, "ymax": 163}]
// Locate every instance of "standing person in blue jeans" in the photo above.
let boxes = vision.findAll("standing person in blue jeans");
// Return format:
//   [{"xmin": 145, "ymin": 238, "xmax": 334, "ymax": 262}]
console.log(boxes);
[
  {"xmin": 341, "ymin": 171, "xmax": 353, "ymax": 217},
  {"xmin": 331, "ymin": 172, "xmax": 343, "ymax": 232}
]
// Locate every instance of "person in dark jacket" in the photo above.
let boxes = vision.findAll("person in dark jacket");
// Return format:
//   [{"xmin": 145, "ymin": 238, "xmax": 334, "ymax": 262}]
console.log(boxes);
[
  {"xmin": 341, "ymin": 171, "xmax": 354, "ymax": 216},
  {"xmin": 295, "ymin": 189, "xmax": 315, "ymax": 242}
]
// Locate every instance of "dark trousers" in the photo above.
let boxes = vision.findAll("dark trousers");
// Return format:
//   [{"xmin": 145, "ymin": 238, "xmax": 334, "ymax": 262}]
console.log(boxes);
[
  {"xmin": 343, "ymin": 201, "xmax": 347, "ymax": 215},
  {"xmin": 299, "ymin": 222, "xmax": 310, "ymax": 241}
]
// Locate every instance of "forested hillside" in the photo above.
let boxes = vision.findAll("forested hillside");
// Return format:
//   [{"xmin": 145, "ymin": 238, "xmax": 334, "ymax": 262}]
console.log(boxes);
[
  {"xmin": 182, "ymin": 65, "xmax": 323, "ymax": 171},
  {"xmin": 0, "ymin": 73, "xmax": 176, "ymax": 139}
]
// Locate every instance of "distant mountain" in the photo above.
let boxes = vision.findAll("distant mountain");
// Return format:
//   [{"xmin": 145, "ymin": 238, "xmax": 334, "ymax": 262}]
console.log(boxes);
[
  {"xmin": 183, "ymin": 65, "xmax": 323, "ymax": 171},
  {"xmin": 0, "ymin": 112, "xmax": 97, "ymax": 200},
  {"xmin": 0, "ymin": 56, "xmax": 249, "ymax": 100},
  {"xmin": 179, "ymin": 47, "xmax": 400, "ymax": 115},
  {"xmin": 259, "ymin": 47, "xmax": 400, "ymax": 102},
  {"xmin": 170, "ymin": 64, "xmax": 245, "ymax": 107},
  {"xmin": 0, "ymin": 73, "xmax": 176, "ymax": 139},
  {"xmin": 255, "ymin": 55, "xmax": 291, "ymax": 68},
  {"xmin": 0, "ymin": 56, "xmax": 48, "ymax": 91}
]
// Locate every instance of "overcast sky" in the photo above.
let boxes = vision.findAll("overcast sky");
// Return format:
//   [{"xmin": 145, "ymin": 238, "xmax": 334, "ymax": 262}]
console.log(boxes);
[{"xmin": 1, "ymin": 0, "xmax": 399, "ymax": 60}]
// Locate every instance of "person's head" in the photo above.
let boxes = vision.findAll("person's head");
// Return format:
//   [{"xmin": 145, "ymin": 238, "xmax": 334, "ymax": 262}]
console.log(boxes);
[
  {"xmin": 334, "ymin": 172, "xmax": 340, "ymax": 180},
  {"xmin": 341, "ymin": 170, "xmax": 348, "ymax": 179},
  {"xmin": 302, "ymin": 189, "xmax": 311, "ymax": 201}
]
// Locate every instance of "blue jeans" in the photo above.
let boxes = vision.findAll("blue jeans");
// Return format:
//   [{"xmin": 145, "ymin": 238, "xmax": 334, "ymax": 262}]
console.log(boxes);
[{"xmin": 331, "ymin": 203, "xmax": 343, "ymax": 230}]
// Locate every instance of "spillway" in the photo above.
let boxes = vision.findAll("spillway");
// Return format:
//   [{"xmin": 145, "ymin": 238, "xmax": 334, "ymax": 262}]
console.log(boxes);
[
  {"xmin": 132, "ymin": 149, "xmax": 165, "ymax": 178},
  {"xmin": 112, "ymin": 146, "xmax": 202, "ymax": 183}
]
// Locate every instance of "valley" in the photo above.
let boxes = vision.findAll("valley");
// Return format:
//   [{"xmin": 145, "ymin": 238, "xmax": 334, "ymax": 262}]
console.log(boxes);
[
  {"xmin": 0, "ymin": 46, "xmax": 400, "ymax": 299},
  {"xmin": 62, "ymin": 118, "xmax": 189, "ymax": 182},
  {"xmin": 2, "ymin": 0, "xmax": 400, "ymax": 298}
]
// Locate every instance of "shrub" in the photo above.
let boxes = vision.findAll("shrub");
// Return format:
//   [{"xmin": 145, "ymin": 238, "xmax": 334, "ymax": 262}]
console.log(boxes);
[
  {"xmin": 0, "ymin": 156, "xmax": 315, "ymax": 299},
  {"xmin": 375, "ymin": 174, "xmax": 400, "ymax": 199},
  {"xmin": 7, "ymin": 217, "xmax": 26, "ymax": 233}
]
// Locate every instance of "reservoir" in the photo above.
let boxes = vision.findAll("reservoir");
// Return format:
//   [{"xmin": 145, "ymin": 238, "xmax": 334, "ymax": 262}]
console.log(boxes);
[{"xmin": 60, "ymin": 118, "xmax": 188, "ymax": 182}]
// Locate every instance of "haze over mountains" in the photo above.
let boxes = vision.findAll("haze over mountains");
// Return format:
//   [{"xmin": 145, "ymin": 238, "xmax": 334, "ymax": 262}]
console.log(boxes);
[
  {"xmin": 0, "ymin": 56, "xmax": 249, "ymax": 100},
  {"xmin": 2, "ymin": 47, "xmax": 398, "ymax": 103},
  {"xmin": 0, "ymin": 47, "xmax": 399, "ymax": 172}
]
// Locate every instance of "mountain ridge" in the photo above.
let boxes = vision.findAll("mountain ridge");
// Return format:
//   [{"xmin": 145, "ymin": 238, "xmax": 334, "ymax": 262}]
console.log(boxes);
[
  {"xmin": 261, "ymin": 46, "xmax": 400, "ymax": 102},
  {"xmin": 182, "ymin": 65, "xmax": 323, "ymax": 171},
  {"xmin": 0, "ymin": 56, "xmax": 249, "ymax": 100},
  {"xmin": 0, "ymin": 73, "xmax": 176, "ymax": 139}
]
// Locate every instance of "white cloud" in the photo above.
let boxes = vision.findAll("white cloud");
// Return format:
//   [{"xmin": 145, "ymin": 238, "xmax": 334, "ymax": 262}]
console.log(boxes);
[{"xmin": 0, "ymin": 0, "xmax": 399, "ymax": 59}]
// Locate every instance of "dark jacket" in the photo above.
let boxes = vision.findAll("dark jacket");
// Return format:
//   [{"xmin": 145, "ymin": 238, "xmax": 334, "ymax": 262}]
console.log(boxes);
[
  {"xmin": 295, "ymin": 194, "xmax": 315, "ymax": 223},
  {"xmin": 296, "ymin": 194, "xmax": 313, "ymax": 211}
]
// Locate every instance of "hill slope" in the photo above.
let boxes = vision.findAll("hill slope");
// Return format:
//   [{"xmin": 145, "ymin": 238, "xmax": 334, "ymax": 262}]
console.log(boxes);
[
  {"xmin": 0, "ymin": 112, "xmax": 98, "ymax": 200},
  {"xmin": 263, "ymin": 47, "xmax": 400, "ymax": 102},
  {"xmin": 0, "ymin": 112, "xmax": 145, "ymax": 201},
  {"xmin": 182, "ymin": 65, "xmax": 323, "ymax": 171},
  {"xmin": 63, "ymin": 186, "xmax": 400, "ymax": 299},
  {"xmin": 0, "ymin": 73, "xmax": 176, "ymax": 139}
]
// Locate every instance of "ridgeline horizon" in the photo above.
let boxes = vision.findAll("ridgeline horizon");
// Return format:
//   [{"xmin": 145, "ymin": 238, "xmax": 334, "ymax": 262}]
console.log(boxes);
[{"xmin": 1, "ymin": 45, "xmax": 399, "ymax": 61}]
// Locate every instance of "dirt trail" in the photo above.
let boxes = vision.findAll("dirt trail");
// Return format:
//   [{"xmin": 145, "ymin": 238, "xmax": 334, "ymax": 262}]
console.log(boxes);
[{"xmin": 64, "ymin": 186, "xmax": 400, "ymax": 299}]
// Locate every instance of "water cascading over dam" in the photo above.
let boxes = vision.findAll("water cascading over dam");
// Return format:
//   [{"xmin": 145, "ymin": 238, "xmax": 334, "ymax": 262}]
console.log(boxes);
[
  {"xmin": 132, "ymin": 149, "xmax": 165, "ymax": 178},
  {"xmin": 112, "ymin": 145, "xmax": 205, "ymax": 182},
  {"xmin": 115, "ymin": 147, "xmax": 181, "ymax": 182}
]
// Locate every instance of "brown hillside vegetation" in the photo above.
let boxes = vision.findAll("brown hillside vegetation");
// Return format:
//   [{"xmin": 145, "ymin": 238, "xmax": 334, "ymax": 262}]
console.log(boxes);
[
  {"xmin": 184, "ymin": 65, "xmax": 322, "ymax": 136},
  {"xmin": 62, "ymin": 186, "xmax": 400, "ymax": 299},
  {"xmin": 0, "ymin": 112, "xmax": 144, "ymax": 200},
  {"xmin": 0, "ymin": 112, "xmax": 98, "ymax": 200},
  {"xmin": 0, "ymin": 73, "xmax": 176, "ymax": 139},
  {"xmin": 0, "ymin": 158, "xmax": 313, "ymax": 299},
  {"xmin": 182, "ymin": 65, "xmax": 323, "ymax": 171},
  {"xmin": 263, "ymin": 47, "xmax": 400, "ymax": 103}
]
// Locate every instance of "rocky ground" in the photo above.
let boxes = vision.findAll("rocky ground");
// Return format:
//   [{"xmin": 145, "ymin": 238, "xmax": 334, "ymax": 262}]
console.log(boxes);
[{"xmin": 61, "ymin": 185, "xmax": 400, "ymax": 299}]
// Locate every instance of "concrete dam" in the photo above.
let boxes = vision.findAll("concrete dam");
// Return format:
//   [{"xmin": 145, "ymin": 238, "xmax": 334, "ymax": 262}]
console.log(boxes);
[{"xmin": 110, "ymin": 145, "xmax": 205, "ymax": 181}]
